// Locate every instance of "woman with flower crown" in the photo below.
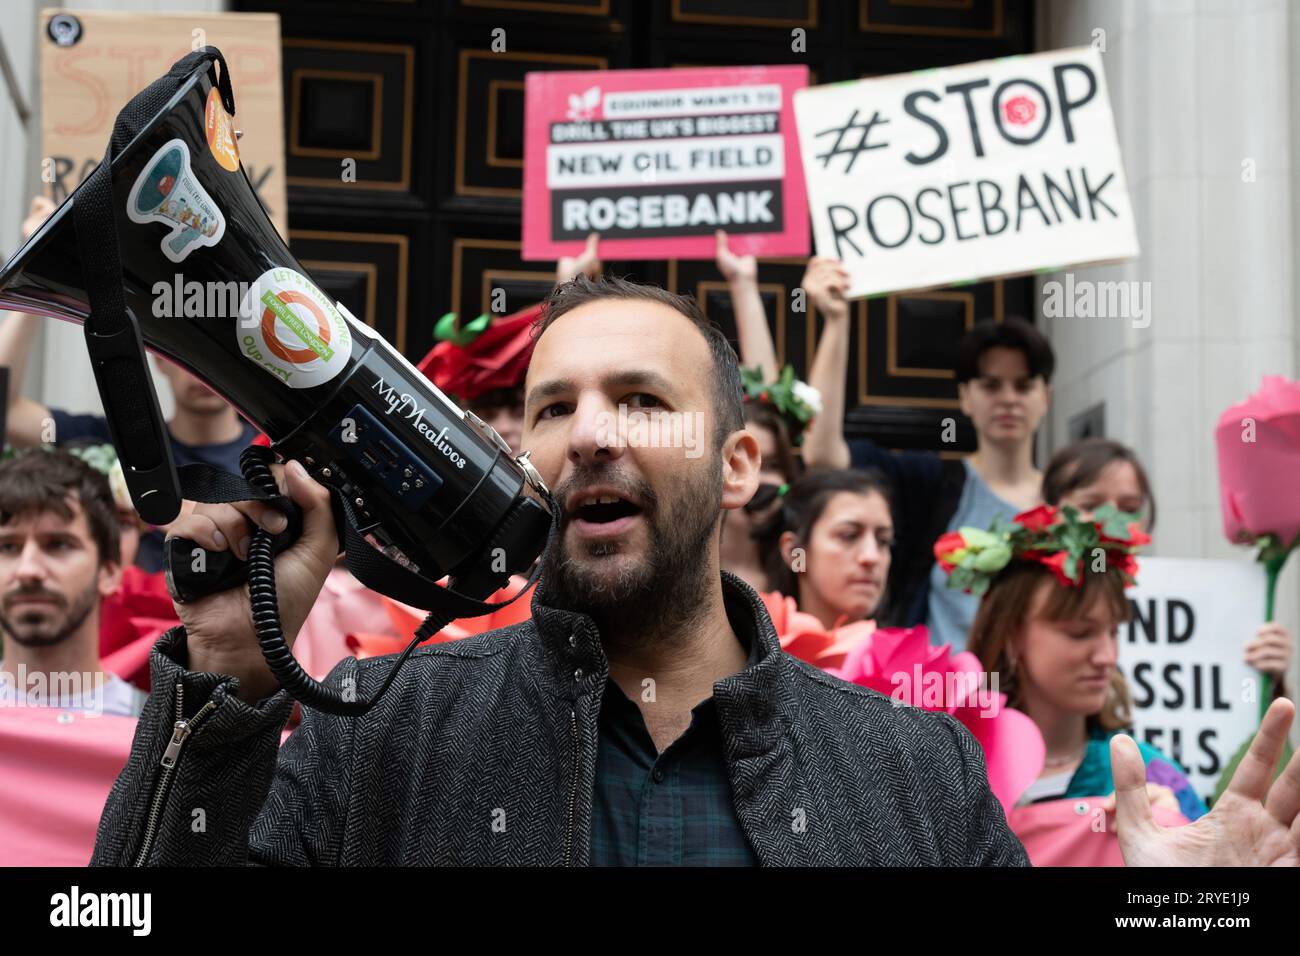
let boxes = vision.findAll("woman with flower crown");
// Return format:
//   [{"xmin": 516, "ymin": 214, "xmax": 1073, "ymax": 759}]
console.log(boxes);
[
  {"xmin": 752, "ymin": 467, "xmax": 1046, "ymax": 814},
  {"xmin": 945, "ymin": 504, "xmax": 1210, "ymax": 825}
]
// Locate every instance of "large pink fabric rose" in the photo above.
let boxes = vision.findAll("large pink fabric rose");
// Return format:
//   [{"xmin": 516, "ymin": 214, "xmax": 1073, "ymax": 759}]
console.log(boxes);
[
  {"xmin": 759, "ymin": 591, "xmax": 875, "ymax": 671},
  {"xmin": 828, "ymin": 625, "xmax": 1045, "ymax": 815},
  {"xmin": 1216, "ymin": 375, "xmax": 1300, "ymax": 547}
]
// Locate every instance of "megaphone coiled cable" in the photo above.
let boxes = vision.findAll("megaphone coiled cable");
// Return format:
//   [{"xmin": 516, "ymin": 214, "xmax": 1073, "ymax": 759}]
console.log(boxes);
[{"xmin": 240, "ymin": 445, "xmax": 454, "ymax": 717}]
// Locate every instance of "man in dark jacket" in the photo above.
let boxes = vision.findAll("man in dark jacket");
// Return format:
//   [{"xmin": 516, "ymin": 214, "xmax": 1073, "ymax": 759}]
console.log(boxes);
[{"xmin": 91, "ymin": 275, "xmax": 1299, "ymax": 867}]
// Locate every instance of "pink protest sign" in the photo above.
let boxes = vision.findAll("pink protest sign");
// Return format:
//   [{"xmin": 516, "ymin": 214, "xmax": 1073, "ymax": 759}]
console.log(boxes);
[{"xmin": 523, "ymin": 65, "xmax": 809, "ymax": 261}]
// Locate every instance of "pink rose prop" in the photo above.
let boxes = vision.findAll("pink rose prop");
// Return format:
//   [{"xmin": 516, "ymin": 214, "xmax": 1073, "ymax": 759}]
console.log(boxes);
[
  {"xmin": 759, "ymin": 591, "xmax": 875, "ymax": 671},
  {"xmin": 1215, "ymin": 375, "xmax": 1300, "ymax": 548},
  {"xmin": 829, "ymin": 625, "xmax": 1045, "ymax": 815}
]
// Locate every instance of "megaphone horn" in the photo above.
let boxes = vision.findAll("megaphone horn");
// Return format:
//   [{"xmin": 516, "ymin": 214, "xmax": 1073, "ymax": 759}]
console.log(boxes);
[{"xmin": 0, "ymin": 48, "xmax": 555, "ymax": 715}]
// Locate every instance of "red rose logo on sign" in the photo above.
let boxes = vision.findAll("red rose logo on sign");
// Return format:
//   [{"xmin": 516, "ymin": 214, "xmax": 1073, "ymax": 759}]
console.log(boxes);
[{"xmin": 1003, "ymin": 94, "xmax": 1037, "ymax": 126}]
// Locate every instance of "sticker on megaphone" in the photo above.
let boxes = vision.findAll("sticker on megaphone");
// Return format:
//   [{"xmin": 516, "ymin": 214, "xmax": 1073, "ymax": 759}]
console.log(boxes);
[{"xmin": 126, "ymin": 138, "xmax": 226, "ymax": 263}]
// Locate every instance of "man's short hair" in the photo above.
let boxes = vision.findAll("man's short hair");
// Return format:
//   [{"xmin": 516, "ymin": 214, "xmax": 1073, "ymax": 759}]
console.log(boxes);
[
  {"xmin": 0, "ymin": 448, "xmax": 121, "ymax": 566},
  {"xmin": 955, "ymin": 317, "xmax": 1056, "ymax": 385},
  {"xmin": 532, "ymin": 274, "xmax": 746, "ymax": 451}
]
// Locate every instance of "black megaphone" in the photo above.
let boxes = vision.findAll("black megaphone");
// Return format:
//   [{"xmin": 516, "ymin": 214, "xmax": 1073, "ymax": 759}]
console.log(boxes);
[{"xmin": 0, "ymin": 49, "xmax": 556, "ymax": 715}]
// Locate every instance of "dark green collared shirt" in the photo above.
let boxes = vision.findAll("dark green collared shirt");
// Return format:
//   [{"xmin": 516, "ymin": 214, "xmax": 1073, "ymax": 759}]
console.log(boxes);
[{"xmin": 590, "ymin": 635, "xmax": 760, "ymax": 867}]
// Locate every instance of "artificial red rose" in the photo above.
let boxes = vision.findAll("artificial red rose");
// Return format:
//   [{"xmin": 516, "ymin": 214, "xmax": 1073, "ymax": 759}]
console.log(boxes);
[
  {"xmin": 1015, "ymin": 504, "xmax": 1058, "ymax": 533},
  {"xmin": 1111, "ymin": 551, "xmax": 1139, "ymax": 580},
  {"xmin": 1039, "ymin": 550, "xmax": 1074, "ymax": 587},
  {"xmin": 1124, "ymin": 523, "xmax": 1152, "ymax": 548},
  {"xmin": 1098, "ymin": 519, "xmax": 1152, "ymax": 548},
  {"xmin": 417, "ymin": 302, "xmax": 541, "ymax": 402},
  {"xmin": 933, "ymin": 530, "xmax": 966, "ymax": 570}
]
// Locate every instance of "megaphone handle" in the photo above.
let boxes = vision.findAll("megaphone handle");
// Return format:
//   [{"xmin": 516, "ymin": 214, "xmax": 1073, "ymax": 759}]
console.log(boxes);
[{"xmin": 163, "ymin": 501, "xmax": 304, "ymax": 604}]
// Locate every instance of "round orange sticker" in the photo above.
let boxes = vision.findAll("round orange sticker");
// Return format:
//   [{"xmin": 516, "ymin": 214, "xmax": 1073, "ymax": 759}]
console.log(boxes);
[{"xmin": 204, "ymin": 87, "xmax": 240, "ymax": 172}]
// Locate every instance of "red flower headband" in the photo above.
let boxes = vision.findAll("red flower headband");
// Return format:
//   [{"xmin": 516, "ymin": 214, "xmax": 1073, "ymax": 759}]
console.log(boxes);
[{"xmin": 934, "ymin": 504, "xmax": 1151, "ymax": 596}]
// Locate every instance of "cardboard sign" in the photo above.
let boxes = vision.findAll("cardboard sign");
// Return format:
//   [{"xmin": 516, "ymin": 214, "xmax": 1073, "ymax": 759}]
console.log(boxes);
[
  {"xmin": 793, "ymin": 47, "xmax": 1138, "ymax": 297},
  {"xmin": 524, "ymin": 65, "xmax": 809, "ymax": 261},
  {"xmin": 1123, "ymin": 557, "xmax": 1266, "ymax": 805},
  {"xmin": 39, "ymin": 9, "xmax": 287, "ymax": 238}
]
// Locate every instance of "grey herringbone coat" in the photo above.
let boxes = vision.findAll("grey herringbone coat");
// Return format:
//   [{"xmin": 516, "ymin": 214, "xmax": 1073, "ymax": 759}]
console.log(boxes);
[{"xmin": 91, "ymin": 572, "xmax": 1030, "ymax": 866}]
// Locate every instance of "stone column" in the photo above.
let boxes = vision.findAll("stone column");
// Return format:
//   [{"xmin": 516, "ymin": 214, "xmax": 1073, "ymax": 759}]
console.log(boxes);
[{"xmin": 1037, "ymin": 0, "xmax": 1300, "ymax": 726}]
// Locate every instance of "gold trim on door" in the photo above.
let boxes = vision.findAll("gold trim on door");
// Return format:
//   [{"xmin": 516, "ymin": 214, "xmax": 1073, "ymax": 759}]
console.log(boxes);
[
  {"xmin": 671, "ymin": 0, "xmax": 818, "ymax": 28},
  {"xmin": 667, "ymin": 257, "xmax": 810, "ymax": 371},
  {"xmin": 859, "ymin": 0, "xmax": 1002, "ymax": 36},
  {"xmin": 486, "ymin": 79, "xmax": 526, "ymax": 169},
  {"xmin": 858, "ymin": 280, "xmax": 1007, "ymax": 407},
  {"xmin": 451, "ymin": 238, "xmax": 526, "ymax": 318},
  {"xmin": 291, "ymin": 230, "xmax": 410, "ymax": 352},
  {"xmin": 461, "ymin": 0, "xmax": 610, "ymax": 14},
  {"xmin": 481, "ymin": 269, "xmax": 558, "ymax": 313},
  {"xmin": 283, "ymin": 39, "xmax": 414, "ymax": 192},
  {"xmin": 456, "ymin": 49, "xmax": 607, "ymax": 198},
  {"xmin": 289, "ymin": 69, "xmax": 384, "ymax": 160},
  {"xmin": 693, "ymin": 279, "xmax": 789, "ymax": 369},
  {"xmin": 887, "ymin": 290, "xmax": 973, "ymax": 379},
  {"xmin": 299, "ymin": 259, "xmax": 380, "ymax": 330}
]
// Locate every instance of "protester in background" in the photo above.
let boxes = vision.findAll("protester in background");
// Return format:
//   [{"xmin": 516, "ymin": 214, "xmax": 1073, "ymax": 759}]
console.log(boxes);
[
  {"xmin": 0, "ymin": 448, "xmax": 146, "ymax": 717},
  {"xmin": 715, "ymin": 230, "xmax": 808, "ymax": 590},
  {"xmin": 757, "ymin": 469, "xmax": 894, "ymax": 633},
  {"xmin": 57, "ymin": 443, "xmax": 180, "ymax": 693},
  {"xmin": 718, "ymin": 425, "xmax": 791, "ymax": 592},
  {"xmin": 796, "ymin": 253, "xmax": 1053, "ymax": 648},
  {"xmin": 1, "ymin": 197, "xmax": 260, "ymax": 572},
  {"xmin": 1043, "ymin": 437, "xmax": 1292, "ymax": 696},
  {"xmin": 958, "ymin": 504, "xmax": 1208, "ymax": 823}
]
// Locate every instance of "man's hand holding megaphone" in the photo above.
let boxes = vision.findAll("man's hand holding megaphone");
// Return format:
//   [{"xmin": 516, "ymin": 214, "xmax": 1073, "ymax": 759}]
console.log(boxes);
[{"xmin": 165, "ymin": 459, "xmax": 338, "ymax": 704}]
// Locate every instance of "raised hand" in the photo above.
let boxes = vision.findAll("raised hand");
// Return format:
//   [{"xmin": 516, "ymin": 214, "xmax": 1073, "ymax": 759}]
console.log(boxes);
[
  {"xmin": 800, "ymin": 256, "xmax": 851, "ymax": 321},
  {"xmin": 21, "ymin": 196, "xmax": 56, "ymax": 242},
  {"xmin": 556, "ymin": 232, "xmax": 602, "ymax": 284},
  {"xmin": 715, "ymin": 229, "xmax": 757, "ymax": 284},
  {"xmin": 169, "ymin": 460, "xmax": 338, "ymax": 703},
  {"xmin": 1245, "ymin": 622, "xmax": 1293, "ymax": 679},
  {"xmin": 1113, "ymin": 697, "xmax": 1300, "ymax": 866}
]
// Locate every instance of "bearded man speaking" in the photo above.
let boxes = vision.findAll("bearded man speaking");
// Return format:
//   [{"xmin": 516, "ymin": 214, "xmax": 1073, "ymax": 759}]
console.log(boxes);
[{"xmin": 93, "ymin": 275, "xmax": 1300, "ymax": 867}]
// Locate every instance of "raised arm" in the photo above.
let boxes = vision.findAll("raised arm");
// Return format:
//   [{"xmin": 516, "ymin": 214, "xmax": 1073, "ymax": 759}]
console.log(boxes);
[
  {"xmin": 1, "ymin": 197, "xmax": 58, "ymax": 447},
  {"xmin": 715, "ymin": 229, "xmax": 777, "ymax": 382},
  {"xmin": 799, "ymin": 257, "xmax": 852, "ymax": 471}
]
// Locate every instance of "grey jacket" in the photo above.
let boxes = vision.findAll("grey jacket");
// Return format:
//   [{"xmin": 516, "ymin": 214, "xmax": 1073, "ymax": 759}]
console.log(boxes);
[{"xmin": 91, "ymin": 572, "xmax": 1030, "ymax": 866}]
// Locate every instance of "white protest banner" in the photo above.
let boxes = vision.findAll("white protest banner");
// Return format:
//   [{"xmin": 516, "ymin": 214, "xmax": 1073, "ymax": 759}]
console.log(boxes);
[
  {"xmin": 793, "ymin": 47, "xmax": 1139, "ymax": 297},
  {"xmin": 1123, "ymin": 557, "xmax": 1266, "ymax": 805}
]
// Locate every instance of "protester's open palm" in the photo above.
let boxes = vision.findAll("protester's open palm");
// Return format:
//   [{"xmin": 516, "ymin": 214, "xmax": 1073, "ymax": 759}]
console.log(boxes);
[{"xmin": 1114, "ymin": 698, "xmax": 1300, "ymax": 866}]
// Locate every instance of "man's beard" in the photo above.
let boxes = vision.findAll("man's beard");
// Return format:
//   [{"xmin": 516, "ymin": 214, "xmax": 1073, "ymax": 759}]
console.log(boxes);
[
  {"xmin": 0, "ymin": 580, "xmax": 99, "ymax": 649},
  {"xmin": 540, "ymin": 454, "xmax": 722, "ymax": 648}
]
